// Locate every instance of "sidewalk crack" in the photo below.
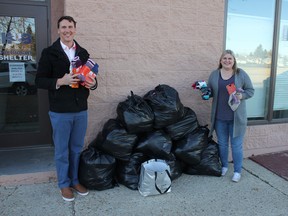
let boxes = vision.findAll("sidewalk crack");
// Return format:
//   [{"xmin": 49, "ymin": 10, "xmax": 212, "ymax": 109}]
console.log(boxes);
[{"xmin": 243, "ymin": 167, "xmax": 288, "ymax": 197}]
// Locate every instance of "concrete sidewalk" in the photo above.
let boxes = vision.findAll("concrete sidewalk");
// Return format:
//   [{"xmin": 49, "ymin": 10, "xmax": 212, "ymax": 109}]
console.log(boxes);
[{"xmin": 0, "ymin": 159, "xmax": 287, "ymax": 216}]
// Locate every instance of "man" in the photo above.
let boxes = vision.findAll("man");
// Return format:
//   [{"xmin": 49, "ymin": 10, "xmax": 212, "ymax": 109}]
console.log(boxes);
[{"xmin": 35, "ymin": 16, "xmax": 97, "ymax": 201}]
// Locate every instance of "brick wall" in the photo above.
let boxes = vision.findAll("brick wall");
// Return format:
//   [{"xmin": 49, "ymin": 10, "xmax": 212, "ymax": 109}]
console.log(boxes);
[{"xmin": 62, "ymin": 0, "xmax": 288, "ymax": 157}]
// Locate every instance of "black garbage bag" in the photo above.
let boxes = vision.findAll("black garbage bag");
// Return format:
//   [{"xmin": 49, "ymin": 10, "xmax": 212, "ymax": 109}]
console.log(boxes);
[
  {"xmin": 143, "ymin": 84, "xmax": 184, "ymax": 129},
  {"xmin": 117, "ymin": 91, "xmax": 154, "ymax": 134},
  {"xmin": 136, "ymin": 130, "xmax": 175, "ymax": 160},
  {"xmin": 99, "ymin": 119, "xmax": 138, "ymax": 161},
  {"xmin": 173, "ymin": 126, "xmax": 209, "ymax": 166},
  {"xmin": 78, "ymin": 146, "xmax": 117, "ymax": 190},
  {"xmin": 184, "ymin": 139, "xmax": 221, "ymax": 176},
  {"xmin": 89, "ymin": 132, "xmax": 104, "ymax": 150},
  {"xmin": 165, "ymin": 107, "xmax": 199, "ymax": 141},
  {"xmin": 116, "ymin": 152, "xmax": 149, "ymax": 190},
  {"xmin": 182, "ymin": 165, "xmax": 198, "ymax": 175},
  {"xmin": 165, "ymin": 158, "xmax": 184, "ymax": 181}
]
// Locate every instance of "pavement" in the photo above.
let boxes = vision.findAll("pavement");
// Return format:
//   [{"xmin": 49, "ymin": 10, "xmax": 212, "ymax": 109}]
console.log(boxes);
[{"xmin": 0, "ymin": 154, "xmax": 288, "ymax": 216}]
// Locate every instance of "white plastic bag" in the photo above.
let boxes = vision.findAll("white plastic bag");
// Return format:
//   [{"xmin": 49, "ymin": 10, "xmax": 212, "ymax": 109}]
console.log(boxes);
[{"xmin": 138, "ymin": 159, "xmax": 172, "ymax": 196}]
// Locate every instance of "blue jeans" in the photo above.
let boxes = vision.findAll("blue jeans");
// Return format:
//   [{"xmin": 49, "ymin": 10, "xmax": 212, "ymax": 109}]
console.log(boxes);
[
  {"xmin": 214, "ymin": 119, "xmax": 244, "ymax": 173},
  {"xmin": 49, "ymin": 111, "xmax": 88, "ymax": 189}
]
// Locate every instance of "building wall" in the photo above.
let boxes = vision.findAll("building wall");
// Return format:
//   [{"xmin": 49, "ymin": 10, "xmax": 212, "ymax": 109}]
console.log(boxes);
[
  {"xmin": 61, "ymin": 0, "xmax": 288, "ymax": 157},
  {"xmin": 51, "ymin": 0, "xmax": 64, "ymax": 42}
]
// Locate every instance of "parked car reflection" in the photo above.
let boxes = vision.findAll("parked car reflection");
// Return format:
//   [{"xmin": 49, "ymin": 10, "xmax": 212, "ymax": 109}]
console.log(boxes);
[{"xmin": 0, "ymin": 61, "xmax": 37, "ymax": 96}]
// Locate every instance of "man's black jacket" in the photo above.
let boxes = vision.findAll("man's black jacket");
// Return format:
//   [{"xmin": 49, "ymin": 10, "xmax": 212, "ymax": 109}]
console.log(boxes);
[{"xmin": 36, "ymin": 38, "xmax": 91, "ymax": 113}]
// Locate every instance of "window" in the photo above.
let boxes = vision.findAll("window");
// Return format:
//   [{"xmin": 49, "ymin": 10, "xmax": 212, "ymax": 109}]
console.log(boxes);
[
  {"xmin": 274, "ymin": 0, "xmax": 288, "ymax": 118},
  {"xmin": 226, "ymin": 0, "xmax": 288, "ymax": 122}
]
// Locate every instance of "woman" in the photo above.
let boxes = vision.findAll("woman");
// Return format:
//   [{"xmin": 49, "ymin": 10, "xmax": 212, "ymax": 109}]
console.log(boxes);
[{"xmin": 207, "ymin": 50, "xmax": 254, "ymax": 182}]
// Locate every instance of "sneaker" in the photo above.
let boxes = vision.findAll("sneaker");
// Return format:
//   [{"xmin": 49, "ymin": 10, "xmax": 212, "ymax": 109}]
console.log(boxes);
[
  {"xmin": 60, "ymin": 187, "xmax": 75, "ymax": 202},
  {"xmin": 232, "ymin": 172, "xmax": 241, "ymax": 182},
  {"xmin": 221, "ymin": 167, "xmax": 228, "ymax": 176},
  {"xmin": 72, "ymin": 184, "xmax": 89, "ymax": 196}
]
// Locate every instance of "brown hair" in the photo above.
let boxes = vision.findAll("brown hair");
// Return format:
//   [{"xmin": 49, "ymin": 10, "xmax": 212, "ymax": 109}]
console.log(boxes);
[
  {"xmin": 57, "ymin": 16, "xmax": 77, "ymax": 28},
  {"xmin": 217, "ymin": 49, "xmax": 239, "ymax": 73}
]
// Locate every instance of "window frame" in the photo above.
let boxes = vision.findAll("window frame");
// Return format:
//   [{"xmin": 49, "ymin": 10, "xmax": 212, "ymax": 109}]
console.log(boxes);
[{"xmin": 224, "ymin": 0, "xmax": 288, "ymax": 125}]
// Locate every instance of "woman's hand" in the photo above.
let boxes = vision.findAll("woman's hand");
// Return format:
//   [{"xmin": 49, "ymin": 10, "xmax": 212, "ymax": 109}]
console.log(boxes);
[{"xmin": 235, "ymin": 93, "xmax": 243, "ymax": 100}]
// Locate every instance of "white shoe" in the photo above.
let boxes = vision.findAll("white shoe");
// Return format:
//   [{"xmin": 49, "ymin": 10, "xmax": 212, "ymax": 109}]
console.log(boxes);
[
  {"xmin": 221, "ymin": 167, "xmax": 228, "ymax": 176},
  {"xmin": 232, "ymin": 172, "xmax": 241, "ymax": 182}
]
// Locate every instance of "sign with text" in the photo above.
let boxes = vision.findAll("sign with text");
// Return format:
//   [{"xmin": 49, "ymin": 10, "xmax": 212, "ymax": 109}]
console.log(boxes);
[{"xmin": 9, "ymin": 62, "xmax": 25, "ymax": 82}]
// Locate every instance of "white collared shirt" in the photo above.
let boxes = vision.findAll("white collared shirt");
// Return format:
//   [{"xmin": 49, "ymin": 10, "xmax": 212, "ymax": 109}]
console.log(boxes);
[
  {"xmin": 56, "ymin": 41, "xmax": 76, "ymax": 89},
  {"xmin": 60, "ymin": 40, "xmax": 76, "ymax": 71}
]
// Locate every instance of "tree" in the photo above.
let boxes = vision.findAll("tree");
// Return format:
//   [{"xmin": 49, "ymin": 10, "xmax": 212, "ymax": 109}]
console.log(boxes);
[
  {"xmin": 254, "ymin": 44, "xmax": 265, "ymax": 59},
  {"xmin": 0, "ymin": 16, "xmax": 13, "ymax": 56}
]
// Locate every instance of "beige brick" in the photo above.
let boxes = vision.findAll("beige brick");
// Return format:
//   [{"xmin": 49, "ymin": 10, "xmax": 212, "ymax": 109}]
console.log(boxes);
[
  {"xmin": 104, "ymin": 0, "xmax": 139, "ymax": 4},
  {"xmin": 139, "ymin": 5, "xmax": 170, "ymax": 21},
  {"xmin": 136, "ymin": 53, "xmax": 201, "ymax": 71},
  {"xmin": 170, "ymin": 8, "xmax": 198, "ymax": 24},
  {"xmin": 106, "ymin": 54, "xmax": 139, "ymax": 71},
  {"xmin": 137, "ymin": 38, "xmax": 199, "ymax": 56},
  {"xmin": 198, "ymin": 0, "xmax": 225, "ymax": 12},
  {"xmin": 198, "ymin": 26, "xmax": 224, "ymax": 42},
  {"xmin": 170, "ymin": 22, "xmax": 199, "ymax": 40},
  {"xmin": 138, "ymin": 21, "xmax": 171, "ymax": 39},
  {"xmin": 171, "ymin": 0, "xmax": 198, "ymax": 9},
  {"xmin": 65, "ymin": 2, "xmax": 114, "ymax": 20},
  {"xmin": 76, "ymin": 21, "xmax": 108, "ymax": 37},
  {"xmin": 244, "ymin": 135, "xmax": 268, "ymax": 149},
  {"xmin": 109, "ymin": 37, "xmax": 139, "ymax": 54},
  {"xmin": 267, "ymin": 132, "xmax": 288, "ymax": 147},
  {"xmin": 107, "ymin": 20, "xmax": 139, "ymax": 37},
  {"xmin": 246, "ymin": 125, "xmax": 270, "ymax": 137},
  {"xmin": 77, "ymin": 37, "xmax": 109, "ymax": 54},
  {"xmin": 106, "ymin": 70, "xmax": 140, "ymax": 87},
  {"xmin": 110, "ymin": 3, "xmax": 140, "ymax": 20},
  {"xmin": 198, "ymin": 11, "xmax": 225, "ymax": 27},
  {"xmin": 139, "ymin": 0, "xmax": 170, "ymax": 6}
]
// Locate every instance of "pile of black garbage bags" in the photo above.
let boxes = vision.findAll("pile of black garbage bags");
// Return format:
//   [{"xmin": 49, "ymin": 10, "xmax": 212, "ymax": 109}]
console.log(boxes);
[{"xmin": 78, "ymin": 84, "xmax": 222, "ymax": 191}]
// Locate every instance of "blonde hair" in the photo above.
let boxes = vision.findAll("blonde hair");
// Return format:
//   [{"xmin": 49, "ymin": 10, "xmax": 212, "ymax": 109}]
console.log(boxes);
[{"xmin": 217, "ymin": 49, "xmax": 239, "ymax": 73}]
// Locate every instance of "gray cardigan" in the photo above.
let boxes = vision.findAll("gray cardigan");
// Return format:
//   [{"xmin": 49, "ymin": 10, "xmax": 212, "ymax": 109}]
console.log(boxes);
[{"xmin": 207, "ymin": 68, "xmax": 254, "ymax": 138}]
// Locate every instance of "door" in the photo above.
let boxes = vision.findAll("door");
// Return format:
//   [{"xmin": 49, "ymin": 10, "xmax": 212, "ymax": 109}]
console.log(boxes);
[{"xmin": 0, "ymin": 3, "xmax": 52, "ymax": 148}]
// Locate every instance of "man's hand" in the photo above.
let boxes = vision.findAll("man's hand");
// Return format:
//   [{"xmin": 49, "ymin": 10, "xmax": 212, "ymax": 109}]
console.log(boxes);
[
  {"xmin": 57, "ymin": 73, "xmax": 80, "ymax": 87},
  {"xmin": 84, "ymin": 74, "xmax": 97, "ymax": 89}
]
